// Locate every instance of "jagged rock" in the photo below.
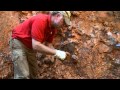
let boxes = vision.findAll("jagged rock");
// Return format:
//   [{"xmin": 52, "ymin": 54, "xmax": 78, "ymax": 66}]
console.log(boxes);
[
  {"xmin": 98, "ymin": 43, "xmax": 112, "ymax": 53},
  {"xmin": 106, "ymin": 36, "xmax": 116, "ymax": 46}
]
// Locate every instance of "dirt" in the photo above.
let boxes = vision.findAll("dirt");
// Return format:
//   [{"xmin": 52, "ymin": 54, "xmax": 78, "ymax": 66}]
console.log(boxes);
[{"xmin": 1, "ymin": 11, "xmax": 120, "ymax": 79}]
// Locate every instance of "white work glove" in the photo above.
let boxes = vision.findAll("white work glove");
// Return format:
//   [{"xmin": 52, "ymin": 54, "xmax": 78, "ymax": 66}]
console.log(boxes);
[{"xmin": 55, "ymin": 50, "xmax": 66, "ymax": 60}]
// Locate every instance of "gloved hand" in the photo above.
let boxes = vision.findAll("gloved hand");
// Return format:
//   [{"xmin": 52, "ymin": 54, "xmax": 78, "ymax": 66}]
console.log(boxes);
[{"xmin": 55, "ymin": 50, "xmax": 67, "ymax": 60}]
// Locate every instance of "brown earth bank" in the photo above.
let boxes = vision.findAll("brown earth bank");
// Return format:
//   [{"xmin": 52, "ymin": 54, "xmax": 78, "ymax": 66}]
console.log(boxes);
[{"xmin": 1, "ymin": 11, "xmax": 120, "ymax": 79}]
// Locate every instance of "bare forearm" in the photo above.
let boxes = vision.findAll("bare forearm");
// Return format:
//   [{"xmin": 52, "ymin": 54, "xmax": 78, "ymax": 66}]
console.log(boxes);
[
  {"xmin": 32, "ymin": 39, "xmax": 56, "ymax": 55},
  {"xmin": 36, "ymin": 43, "xmax": 56, "ymax": 55},
  {"xmin": 45, "ymin": 42, "xmax": 54, "ymax": 49}
]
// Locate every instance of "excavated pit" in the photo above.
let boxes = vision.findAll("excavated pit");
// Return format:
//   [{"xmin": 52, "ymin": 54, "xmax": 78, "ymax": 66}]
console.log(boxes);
[{"xmin": 1, "ymin": 11, "xmax": 120, "ymax": 79}]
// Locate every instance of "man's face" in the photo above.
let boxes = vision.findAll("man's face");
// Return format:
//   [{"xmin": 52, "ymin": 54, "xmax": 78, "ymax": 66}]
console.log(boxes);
[{"xmin": 51, "ymin": 13, "xmax": 66, "ymax": 29}]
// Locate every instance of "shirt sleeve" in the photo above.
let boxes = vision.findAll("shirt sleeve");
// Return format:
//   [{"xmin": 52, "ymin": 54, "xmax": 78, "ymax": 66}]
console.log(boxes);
[{"xmin": 31, "ymin": 20, "xmax": 45, "ymax": 43}]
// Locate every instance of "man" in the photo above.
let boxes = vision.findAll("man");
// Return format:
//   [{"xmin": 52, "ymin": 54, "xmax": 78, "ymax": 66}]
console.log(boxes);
[{"xmin": 10, "ymin": 11, "xmax": 71, "ymax": 79}]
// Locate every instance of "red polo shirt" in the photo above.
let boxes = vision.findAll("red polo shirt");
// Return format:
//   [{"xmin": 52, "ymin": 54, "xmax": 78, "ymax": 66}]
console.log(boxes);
[{"xmin": 12, "ymin": 14, "xmax": 57, "ymax": 49}]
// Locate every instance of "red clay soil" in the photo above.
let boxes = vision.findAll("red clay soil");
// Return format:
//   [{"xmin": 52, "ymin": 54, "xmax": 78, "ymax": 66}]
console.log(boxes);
[{"xmin": 1, "ymin": 11, "xmax": 120, "ymax": 79}]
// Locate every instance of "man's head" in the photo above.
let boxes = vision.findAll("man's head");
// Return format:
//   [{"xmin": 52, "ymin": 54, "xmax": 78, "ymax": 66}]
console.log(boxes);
[{"xmin": 50, "ymin": 11, "xmax": 71, "ymax": 29}]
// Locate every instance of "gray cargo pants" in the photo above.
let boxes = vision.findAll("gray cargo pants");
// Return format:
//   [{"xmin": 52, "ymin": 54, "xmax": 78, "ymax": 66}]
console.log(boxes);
[{"xmin": 9, "ymin": 38, "xmax": 38, "ymax": 79}]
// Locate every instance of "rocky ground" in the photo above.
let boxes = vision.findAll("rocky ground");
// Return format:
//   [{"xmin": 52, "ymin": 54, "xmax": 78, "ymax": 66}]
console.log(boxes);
[{"xmin": 1, "ymin": 11, "xmax": 120, "ymax": 79}]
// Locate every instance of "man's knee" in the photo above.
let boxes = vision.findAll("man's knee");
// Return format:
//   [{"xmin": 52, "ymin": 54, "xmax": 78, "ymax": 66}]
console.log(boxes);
[
  {"xmin": 13, "ymin": 59, "xmax": 30, "ymax": 79},
  {"xmin": 12, "ymin": 49, "xmax": 30, "ymax": 79}
]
